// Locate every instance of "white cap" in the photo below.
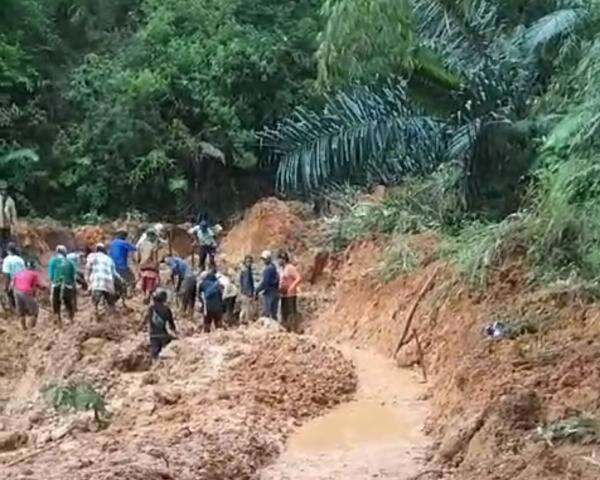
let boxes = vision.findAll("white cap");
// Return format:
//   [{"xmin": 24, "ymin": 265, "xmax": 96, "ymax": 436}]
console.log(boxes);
[
  {"xmin": 154, "ymin": 223, "xmax": 165, "ymax": 233},
  {"xmin": 260, "ymin": 250, "xmax": 272, "ymax": 260}
]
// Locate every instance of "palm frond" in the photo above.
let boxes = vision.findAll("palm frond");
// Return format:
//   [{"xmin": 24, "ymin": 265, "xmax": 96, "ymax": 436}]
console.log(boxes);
[
  {"xmin": 523, "ymin": 7, "xmax": 589, "ymax": 51},
  {"xmin": 260, "ymin": 83, "xmax": 447, "ymax": 192},
  {"xmin": 0, "ymin": 148, "xmax": 39, "ymax": 164}
]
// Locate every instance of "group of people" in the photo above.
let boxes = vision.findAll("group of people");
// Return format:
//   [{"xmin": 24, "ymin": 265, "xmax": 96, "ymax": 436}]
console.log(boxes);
[{"xmin": 0, "ymin": 212, "xmax": 303, "ymax": 361}]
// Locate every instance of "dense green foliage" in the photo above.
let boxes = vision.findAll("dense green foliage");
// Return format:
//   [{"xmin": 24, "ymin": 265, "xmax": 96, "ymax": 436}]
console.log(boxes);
[
  {"xmin": 1, "ymin": 0, "xmax": 322, "ymax": 218},
  {"xmin": 262, "ymin": 0, "xmax": 600, "ymax": 287}
]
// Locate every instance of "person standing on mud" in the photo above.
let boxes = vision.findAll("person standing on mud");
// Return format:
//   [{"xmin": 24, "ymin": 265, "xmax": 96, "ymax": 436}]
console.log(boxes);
[
  {"xmin": 0, "ymin": 180, "xmax": 17, "ymax": 258},
  {"xmin": 48, "ymin": 245, "xmax": 77, "ymax": 325},
  {"xmin": 255, "ymin": 250, "xmax": 279, "ymax": 320},
  {"xmin": 277, "ymin": 251, "xmax": 301, "ymax": 332},
  {"xmin": 2, "ymin": 243, "xmax": 25, "ymax": 312},
  {"xmin": 238, "ymin": 255, "xmax": 256, "ymax": 324},
  {"xmin": 137, "ymin": 230, "xmax": 161, "ymax": 303},
  {"xmin": 86, "ymin": 243, "xmax": 119, "ymax": 316},
  {"xmin": 217, "ymin": 271, "xmax": 238, "ymax": 327},
  {"xmin": 188, "ymin": 219, "xmax": 217, "ymax": 271},
  {"xmin": 108, "ymin": 231, "xmax": 137, "ymax": 295},
  {"xmin": 140, "ymin": 288, "xmax": 177, "ymax": 360},
  {"xmin": 197, "ymin": 266, "xmax": 224, "ymax": 332},
  {"xmin": 178, "ymin": 269, "xmax": 197, "ymax": 318},
  {"xmin": 12, "ymin": 260, "xmax": 46, "ymax": 330}
]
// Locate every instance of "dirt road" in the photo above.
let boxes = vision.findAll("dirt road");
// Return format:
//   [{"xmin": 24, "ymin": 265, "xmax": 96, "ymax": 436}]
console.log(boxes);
[{"xmin": 261, "ymin": 345, "xmax": 429, "ymax": 479}]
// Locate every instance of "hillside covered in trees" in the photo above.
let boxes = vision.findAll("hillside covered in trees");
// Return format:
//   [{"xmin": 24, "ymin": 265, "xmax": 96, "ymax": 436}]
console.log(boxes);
[
  {"xmin": 1, "ymin": 0, "xmax": 322, "ymax": 218},
  {"xmin": 4, "ymin": 0, "xmax": 600, "ymax": 285}
]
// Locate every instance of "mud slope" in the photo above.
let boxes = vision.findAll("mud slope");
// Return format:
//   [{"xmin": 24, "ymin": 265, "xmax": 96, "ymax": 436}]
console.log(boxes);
[
  {"xmin": 310, "ymin": 239, "xmax": 600, "ymax": 480},
  {"xmin": 0, "ymin": 296, "xmax": 356, "ymax": 479}
]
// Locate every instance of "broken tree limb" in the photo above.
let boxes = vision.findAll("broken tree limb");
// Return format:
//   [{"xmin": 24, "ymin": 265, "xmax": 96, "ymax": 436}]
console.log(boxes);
[
  {"xmin": 394, "ymin": 266, "xmax": 439, "ymax": 358},
  {"xmin": 413, "ymin": 328, "xmax": 427, "ymax": 381},
  {"xmin": 6, "ymin": 439, "xmax": 65, "ymax": 468}
]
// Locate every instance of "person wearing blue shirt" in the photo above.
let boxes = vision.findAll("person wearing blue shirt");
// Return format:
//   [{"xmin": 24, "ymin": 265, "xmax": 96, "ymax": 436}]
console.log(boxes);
[
  {"xmin": 255, "ymin": 250, "xmax": 280, "ymax": 320},
  {"xmin": 108, "ymin": 231, "xmax": 137, "ymax": 292},
  {"xmin": 197, "ymin": 267, "xmax": 224, "ymax": 332},
  {"xmin": 162, "ymin": 256, "xmax": 188, "ymax": 293}
]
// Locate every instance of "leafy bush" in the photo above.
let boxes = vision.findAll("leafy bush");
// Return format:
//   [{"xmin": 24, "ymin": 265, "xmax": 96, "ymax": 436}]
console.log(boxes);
[
  {"xmin": 43, "ymin": 381, "xmax": 107, "ymax": 423},
  {"xmin": 376, "ymin": 236, "xmax": 420, "ymax": 282},
  {"xmin": 322, "ymin": 165, "xmax": 465, "ymax": 249}
]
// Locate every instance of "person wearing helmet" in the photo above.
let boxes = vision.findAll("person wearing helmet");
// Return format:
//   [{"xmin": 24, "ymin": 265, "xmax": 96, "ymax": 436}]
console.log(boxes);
[
  {"xmin": 255, "ymin": 250, "xmax": 280, "ymax": 320},
  {"xmin": 0, "ymin": 180, "xmax": 17, "ymax": 258},
  {"xmin": 140, "ymin": 288, "xmax": 177, "ymax": 360},
  {"xmin": 48, "ymin": 245, "xmax": 77, "ymax": 325}
]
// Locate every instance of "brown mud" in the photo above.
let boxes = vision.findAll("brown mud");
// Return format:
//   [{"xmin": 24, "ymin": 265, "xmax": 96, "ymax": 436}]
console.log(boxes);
[{"xmin": 3, "ymin": 196, "xmax": 599, "ymax": 479}]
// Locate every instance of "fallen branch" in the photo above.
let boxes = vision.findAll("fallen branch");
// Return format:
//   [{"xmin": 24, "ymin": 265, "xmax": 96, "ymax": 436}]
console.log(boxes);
[
  {"xmin": 6, "ymin": 439, "xmax": 64, "ymax": 468},
  {"xmin": 413, "ymin": 328, "xmax": 427, "ymax": 381},
  {"xmin": 408, "ymin": 469, "xmax": 447, "ymax": 480},
  {"xmin": 394, "ymin": 267, "xmax": 439, "ymax": 358}
]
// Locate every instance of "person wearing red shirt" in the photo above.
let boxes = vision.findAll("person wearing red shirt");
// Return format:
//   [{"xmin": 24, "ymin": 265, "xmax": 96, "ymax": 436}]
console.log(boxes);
[
  {"xmin": 277, "ymin": 250, "xmax": 301, "ymax": 332},
  {"xmin": 12, "ymin": 260, "xmax": 46, "ymax": 330}
]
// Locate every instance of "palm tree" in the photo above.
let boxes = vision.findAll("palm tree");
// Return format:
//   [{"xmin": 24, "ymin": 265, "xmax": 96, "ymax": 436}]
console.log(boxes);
[{"xmin": 260, "ymin": 0, "xmax": 598, "ymax": 210}]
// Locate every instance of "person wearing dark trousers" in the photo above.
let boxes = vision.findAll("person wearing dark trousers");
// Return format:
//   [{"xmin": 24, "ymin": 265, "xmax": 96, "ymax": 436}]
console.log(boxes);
[
  {"xmin": 255, "ymin": 250, "xmax": 280, "ymax": 320},
  {"xmin": 140, "ymin": 289, "xmax": 177, "ymax": 360},
  {"xmin": 277, "ymin": 250, "xmax": 301, "ymax": 332},
  {"xmin": 188, "ymin": 220, "xmax": 217, "ymax": 271},
  {"xmin": 0, "ymin": 180, "xmax": 17, "ymax": 259},
  {"xmin": 198, "ymin": 267, "xmax": 224, "ymax": 333}
]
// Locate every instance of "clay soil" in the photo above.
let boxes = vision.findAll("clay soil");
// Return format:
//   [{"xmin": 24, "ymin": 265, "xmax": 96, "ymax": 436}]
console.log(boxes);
[
  {"xmin": 310, "ymin": 238, "xmax": 600, "ymax": 480},
  {"xmin": 0, "ymin": 297, "xmax": 356, "ymax": 479},
  {"xmin": 3, "ymin": 197, "xmax": 600, "ymax": 479}
]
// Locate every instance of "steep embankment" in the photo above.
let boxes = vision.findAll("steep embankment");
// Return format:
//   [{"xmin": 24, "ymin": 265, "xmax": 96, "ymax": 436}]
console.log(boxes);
[{"xmin": 310, "ymin": 236, "xmax": 600, "ymax": 480}]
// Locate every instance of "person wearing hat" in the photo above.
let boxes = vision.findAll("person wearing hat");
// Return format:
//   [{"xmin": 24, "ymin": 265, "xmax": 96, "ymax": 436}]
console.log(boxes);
[
  {"xmin": 0, "ymin": 180, "xmax": 17, "ymax": 258},
  {"xmin": 48, "ymin": 245, "xmax": 77, "ymax": 325},
  {"xmin": 140, "ymin": 288, "xmax": 177, "ymax": 360},
  {"xmin": 86, "ymin": 243, "xmax": 119, "ymax": 316},
  {"xmin": 255, "ymin": 250, "xmax": 280, "ymax": 320}
]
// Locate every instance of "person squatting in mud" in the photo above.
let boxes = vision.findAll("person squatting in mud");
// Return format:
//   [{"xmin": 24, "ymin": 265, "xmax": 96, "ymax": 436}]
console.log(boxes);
[
  {"xmin": 141, "ymin": 288, "xmax": 177, "ymax": 360},
  {"xmin": 48, "ymin": 245, "xmax": 76, "ymax": 325},
  {"xmin": 12, "ymin": 260, "xmax": 47, "ymax": 330}
]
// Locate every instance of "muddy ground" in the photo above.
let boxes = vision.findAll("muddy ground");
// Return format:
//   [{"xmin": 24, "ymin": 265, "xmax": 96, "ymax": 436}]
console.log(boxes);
[{"xmin": 2, "ymin": 196, "xmax": 600, "ymax": 479}]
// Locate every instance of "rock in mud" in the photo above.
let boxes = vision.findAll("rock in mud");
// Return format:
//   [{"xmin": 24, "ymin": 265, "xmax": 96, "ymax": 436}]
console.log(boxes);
[{"xmin": 0, "ymin": 430, "xmax": 28, "ymax": 452}]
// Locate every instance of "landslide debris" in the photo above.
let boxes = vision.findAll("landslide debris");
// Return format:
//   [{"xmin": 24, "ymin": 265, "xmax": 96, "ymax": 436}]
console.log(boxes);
[{"xmin": 1, "ymin": 307, "xmax": 356, "ymax": 479}]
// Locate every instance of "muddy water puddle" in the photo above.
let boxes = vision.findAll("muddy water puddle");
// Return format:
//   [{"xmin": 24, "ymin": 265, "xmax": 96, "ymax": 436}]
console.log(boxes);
[
  {"xmin": 288, "ymin": 399, "xmax": 420, "ymax": 453},
  {"xmin": 287, "ymin": 346, "xmax": 426, "ymax": 454}
]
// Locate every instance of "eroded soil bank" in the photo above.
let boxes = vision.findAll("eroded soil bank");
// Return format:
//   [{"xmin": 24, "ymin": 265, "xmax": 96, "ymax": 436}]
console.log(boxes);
[{"xmin": 262, "ymin": 346, "xmax": 428, "ymax": 479}]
